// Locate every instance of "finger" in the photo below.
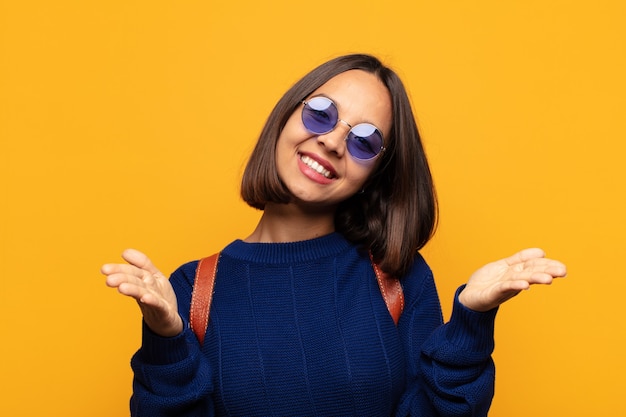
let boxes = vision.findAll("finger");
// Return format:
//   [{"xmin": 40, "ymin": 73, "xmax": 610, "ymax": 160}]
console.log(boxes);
[
  {"xmin": 101, "ymin": 262, "xmax": 147, "ymax": 279},
  {"xmin": 510, "ymin": 266, "xmax": 566, "ymax": 286},
  {"xmin": 105, "ymin": 271, "xmax": 147, "ymax": 289},
  {"xmin": 545, "ymin": 261, "xmax": 567, "ymax": 277},
  {"xmin": 101, "ymin": 263, "xmax": 123, "ymax": 275},
  {"xmin": 519, "ymin": 258, "xmax": 567, "ymax": 278},
  {"xmin": 117, "ymin": 281, "xmax": 164, "ymax": 306},
  {"xmin": 138, "ymin": 291, "xmax": 169, "ymax": 309},
  {"xmin": 526, "ymin": 265, "xmax": 566, "ymax": 284},
  {"xmin": 500, "ymin": 279, "xmax": 530, "ymax": 292},
  {"xmin": 535, "ymin": 262, "xmax": 567, "ymax": 278},
  {"xmin": 504, "ymin": 248, "xmax": 546, "ymax": 266},
  {"xmin": 532, "ymin": 272, "xmax": 557, "ymax": 285},
  {"xmin": 121, "ymin": 249, "xmax": 162, "ymax": 276}
]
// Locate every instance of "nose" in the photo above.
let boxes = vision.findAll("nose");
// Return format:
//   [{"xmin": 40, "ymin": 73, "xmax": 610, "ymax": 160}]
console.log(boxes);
[{"xmin": 316, "ymin": 119, "xmax": 351, "ymax": 157}]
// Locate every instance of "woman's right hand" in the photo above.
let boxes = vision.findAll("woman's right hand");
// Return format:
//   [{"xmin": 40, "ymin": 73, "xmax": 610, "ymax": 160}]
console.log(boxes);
[{"xmin": 101, "ymin": 249, "xmax": 183, "ymax": 337}]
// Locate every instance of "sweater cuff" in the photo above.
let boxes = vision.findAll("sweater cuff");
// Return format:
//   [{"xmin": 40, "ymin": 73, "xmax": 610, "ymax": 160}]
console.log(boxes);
[
  {"xmin": 445, "ymin": 285, "xmax": 499, "ymax": 353},
  {"xmin": 139, "ymin": 317, "xmax": 193, "ymax": 365}
]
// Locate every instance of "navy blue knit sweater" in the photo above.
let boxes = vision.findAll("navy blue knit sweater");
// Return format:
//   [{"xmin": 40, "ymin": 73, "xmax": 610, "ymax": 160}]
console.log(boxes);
[{"xmin": 130, "ymin": 233, "xmax": 496, "ymax": 416}]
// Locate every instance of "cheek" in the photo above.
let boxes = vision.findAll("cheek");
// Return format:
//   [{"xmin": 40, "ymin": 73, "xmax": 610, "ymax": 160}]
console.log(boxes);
[
  {"xmin": 282, "ymin": 110, "xmax": 307, "ymax": 137},
  {"xmin": 275, "ymin": 112, "xmax": 309, "ymax": 155},
  {"xmin": 345, "ymin": 159, "xmax": 378, "ymax": 185}
]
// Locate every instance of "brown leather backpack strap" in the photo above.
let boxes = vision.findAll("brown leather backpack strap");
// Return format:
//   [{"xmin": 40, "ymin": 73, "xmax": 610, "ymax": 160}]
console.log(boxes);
[
  {"xmin": 370, "ymin": 254, "xmax": 404, "ymax": 326},
  {"xmin": 190, "ymin": 252, "xmax": 220, "ymax": 345}
]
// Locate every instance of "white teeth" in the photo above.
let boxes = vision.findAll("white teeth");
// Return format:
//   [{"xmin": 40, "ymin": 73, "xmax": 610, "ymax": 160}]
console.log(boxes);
[{"xmin": 300, "ymin": 155, "xmax": 333, "ymax": 178}]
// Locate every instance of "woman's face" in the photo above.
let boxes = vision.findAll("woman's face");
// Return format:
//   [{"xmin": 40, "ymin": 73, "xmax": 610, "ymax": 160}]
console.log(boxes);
[{"xmin": 275, "ymin": 69, "xmax": 392, "ymax": 209}]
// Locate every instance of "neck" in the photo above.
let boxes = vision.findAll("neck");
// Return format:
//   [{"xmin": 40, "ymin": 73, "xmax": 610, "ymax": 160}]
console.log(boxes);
[{"xmin": 245, "ymin": 202, "xmax": 336, "ymax": 243}]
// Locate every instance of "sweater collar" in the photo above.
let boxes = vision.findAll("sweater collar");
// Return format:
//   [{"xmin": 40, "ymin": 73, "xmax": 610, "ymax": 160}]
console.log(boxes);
[{"xmin": 222, "ymin": 232, "xmax": 352, "ymax": 264}]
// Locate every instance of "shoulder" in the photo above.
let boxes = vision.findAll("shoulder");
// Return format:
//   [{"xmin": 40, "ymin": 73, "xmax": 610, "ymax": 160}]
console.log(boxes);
[
  {"xmin": 401, "ymin": 252, "xmax": 433, "ymax": 285},
  {"xmin": 169, "ymin": 260, "xmax": 200, "ymax": 290},
  {"xmin": 400, "ymin": 253, "xmax": 438, "ymax": 307}
]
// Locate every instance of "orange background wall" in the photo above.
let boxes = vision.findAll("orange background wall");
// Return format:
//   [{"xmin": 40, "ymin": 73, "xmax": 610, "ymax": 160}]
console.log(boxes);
[{"xmin": 1, "ymin": 1, "xmax": 624, "ymax": 416}]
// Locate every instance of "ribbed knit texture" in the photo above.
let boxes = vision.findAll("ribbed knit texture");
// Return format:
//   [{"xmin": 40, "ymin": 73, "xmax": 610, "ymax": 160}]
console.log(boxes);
[{"xmin": 130, "ymin": 233, "xmax": 496, "ymax": 416}]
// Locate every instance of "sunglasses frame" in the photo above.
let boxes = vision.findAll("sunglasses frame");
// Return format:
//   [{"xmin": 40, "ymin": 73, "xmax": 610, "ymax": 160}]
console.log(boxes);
[{"xmin": 301, "ymin": 97, "xmax": 386, "ymax": 161}]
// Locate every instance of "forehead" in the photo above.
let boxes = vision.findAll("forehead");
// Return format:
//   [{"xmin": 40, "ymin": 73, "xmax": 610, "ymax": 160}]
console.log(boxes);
[{"xmin": 310, "ymin": 70, "xmax": 392, "ymax": 136}]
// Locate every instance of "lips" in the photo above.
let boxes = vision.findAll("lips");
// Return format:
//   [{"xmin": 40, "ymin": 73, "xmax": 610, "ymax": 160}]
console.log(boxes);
[
  {"xmin": 298, "ymin": 153, "xmax": 337, "ymax": 181},
  {"xmin": 300, "ymin": 154, "xmax": 333, "ymax": 178}
]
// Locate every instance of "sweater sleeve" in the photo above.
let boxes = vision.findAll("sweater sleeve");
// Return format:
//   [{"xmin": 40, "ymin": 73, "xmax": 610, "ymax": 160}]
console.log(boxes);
[
  {"xmin": 129, "ymin": 261, "xmax": 215, "ymax": 417},
  {"xmin": 396, "ymin": 264, "xmax": 497, "ymax": 417}
]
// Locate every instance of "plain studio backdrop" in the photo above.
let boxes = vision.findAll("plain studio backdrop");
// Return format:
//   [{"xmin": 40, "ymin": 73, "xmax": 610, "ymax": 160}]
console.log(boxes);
[{"xmin": 1, "ymin": 1, "xmax": 624, "ymax": 416}]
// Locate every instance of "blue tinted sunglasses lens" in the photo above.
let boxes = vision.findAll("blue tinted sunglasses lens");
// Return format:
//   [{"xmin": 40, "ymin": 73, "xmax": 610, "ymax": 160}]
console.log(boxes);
[
  {"xmin": 301, "ymin": 96, "xmax": 384, "ymax": 160},
  {"xmin": 346, "ymin": 123, "xmax": 384, "ymax": 160},
  {"xmin": 301, "ymin": 97, "xmax": 338, "ymax": 134}
]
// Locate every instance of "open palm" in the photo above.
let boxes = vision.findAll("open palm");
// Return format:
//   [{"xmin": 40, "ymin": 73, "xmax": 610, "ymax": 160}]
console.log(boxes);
[
  {"xmin": 101, "ymin": 249, "xmax": 183, "ymax": 337},
  {"xmin": 458, "ymin": 248, "xmax": 567, "ymax": 312}
]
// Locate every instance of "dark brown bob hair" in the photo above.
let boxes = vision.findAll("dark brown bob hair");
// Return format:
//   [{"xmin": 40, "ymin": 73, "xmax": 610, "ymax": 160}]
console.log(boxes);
[{"xmin": 241, "ymin": 54, "xmax": 437, "ymax": 278}]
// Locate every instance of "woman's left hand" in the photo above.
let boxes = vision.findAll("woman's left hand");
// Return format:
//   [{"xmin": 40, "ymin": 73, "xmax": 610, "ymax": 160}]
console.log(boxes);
[{"xmin": 458, "ymin": 248, "xmax": 567, "ymax": 312}]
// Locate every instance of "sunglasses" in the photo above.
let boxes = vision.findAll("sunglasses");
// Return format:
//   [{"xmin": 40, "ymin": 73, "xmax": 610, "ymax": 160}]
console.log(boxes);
[{"xmin": 301, "ymin": 96, "xmax": 385, "ymax": 161}]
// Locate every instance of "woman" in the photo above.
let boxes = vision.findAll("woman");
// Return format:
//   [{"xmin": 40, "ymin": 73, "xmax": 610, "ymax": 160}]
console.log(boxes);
[{"xmin": 102, "ymin": 54, "xmax": 566, "ymax": 416}]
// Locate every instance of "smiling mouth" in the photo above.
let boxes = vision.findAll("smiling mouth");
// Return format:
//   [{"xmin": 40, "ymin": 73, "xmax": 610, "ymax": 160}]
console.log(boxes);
[{"xmin": 299, "ymin": 154, "xmax": 335, "ymax": 179}]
